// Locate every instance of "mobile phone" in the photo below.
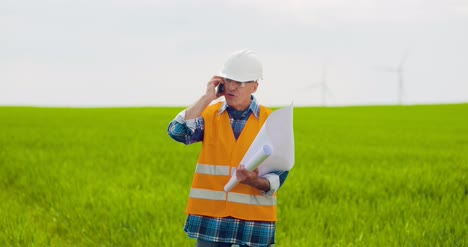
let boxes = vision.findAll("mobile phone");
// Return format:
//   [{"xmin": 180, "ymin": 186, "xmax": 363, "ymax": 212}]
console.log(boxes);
[{"xmin": 216, "ymin": 83, "xmax": 224, "ymax": 96}]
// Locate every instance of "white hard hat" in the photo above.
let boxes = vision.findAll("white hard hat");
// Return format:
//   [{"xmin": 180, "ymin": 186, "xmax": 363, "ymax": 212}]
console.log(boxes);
[{"xmin": 219, "ymin": 49, "xmax": 263, "ymax": 82}]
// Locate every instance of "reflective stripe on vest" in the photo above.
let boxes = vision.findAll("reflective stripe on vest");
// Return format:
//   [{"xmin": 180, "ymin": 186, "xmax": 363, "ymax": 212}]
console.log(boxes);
[
  {"xmin": 228, "ymin": 191, "xmax": 277, "ymax": 206},
  {"xmin": 190, "ymin": 188, "xmax": 226, "ymax": 201},
  {"xmin": 192, "ymin": 164, "xmax": 277, "ymax": 206},
  {"xmin": 189, "ymin": 188, "xmax": 276, "ymax": 206},
  {"xmin": 195, "ymin": 164, "xmax": 230, "ymax": 176}
]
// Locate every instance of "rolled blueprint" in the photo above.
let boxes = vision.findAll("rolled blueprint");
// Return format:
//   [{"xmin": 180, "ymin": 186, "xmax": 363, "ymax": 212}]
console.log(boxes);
[{"xmin": 224, "ymin": 144, "xmax": 273, "ymax": 192}]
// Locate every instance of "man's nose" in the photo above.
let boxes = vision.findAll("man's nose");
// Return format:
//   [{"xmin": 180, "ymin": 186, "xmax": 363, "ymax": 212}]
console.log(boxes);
[{"xmin": 227, "ymin": 82, "xmax": 237, "ymax": 90}]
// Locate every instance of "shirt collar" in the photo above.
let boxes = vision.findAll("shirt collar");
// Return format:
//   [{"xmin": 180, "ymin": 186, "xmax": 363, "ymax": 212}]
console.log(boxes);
[{"xmin": 218, "ymin": 95, "xmax": 260, "ymax": 119}]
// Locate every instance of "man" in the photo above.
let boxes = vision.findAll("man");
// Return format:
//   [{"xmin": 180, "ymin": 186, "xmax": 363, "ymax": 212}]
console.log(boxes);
[{"xmin": 167, "ymin": 49, "xmax": 289, "ymax": 247}]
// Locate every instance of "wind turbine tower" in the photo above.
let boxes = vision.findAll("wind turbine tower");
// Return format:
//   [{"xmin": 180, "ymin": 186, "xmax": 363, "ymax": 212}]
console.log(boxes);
[
  {"xmin": 318, "ymin": 67, "xmax": 332, "ymax": 106},
  {"xmin": 396, "ymin": 52, "xmax": 408, "ymax": 105},
  {"xmin": 298, "ymin": 64, "xmax": 333, "ymax": 106},
  {"xmin": 377, "ymin": 51, "xmax": 409, "ymax": 105}
]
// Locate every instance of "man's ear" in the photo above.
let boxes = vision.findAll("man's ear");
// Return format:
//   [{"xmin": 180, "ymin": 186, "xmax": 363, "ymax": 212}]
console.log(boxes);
[{"xmin": 251, "ymin": 81, "xmax": 259, "ymax": 93}]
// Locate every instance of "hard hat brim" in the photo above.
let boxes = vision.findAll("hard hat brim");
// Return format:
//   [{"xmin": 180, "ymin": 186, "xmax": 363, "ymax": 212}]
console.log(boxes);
[{"xmin": 218, "ymin": 71, "xmax": 261, "ymax": 83}]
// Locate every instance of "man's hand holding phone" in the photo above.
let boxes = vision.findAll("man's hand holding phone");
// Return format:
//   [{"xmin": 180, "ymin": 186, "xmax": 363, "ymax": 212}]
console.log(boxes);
[
  {"xmin": 205, "ymin": 76, "xmax": 224, "ymax": 101},
  {"xmin": 216, "ymin": 82, "xmax": 224, "ymax": 97}
]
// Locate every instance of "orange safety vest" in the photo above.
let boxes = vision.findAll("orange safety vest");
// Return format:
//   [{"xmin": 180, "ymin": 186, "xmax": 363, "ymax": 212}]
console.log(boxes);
[{"xmin": 186, "ymin": 102, "xmax": 277, "ymax": 222}]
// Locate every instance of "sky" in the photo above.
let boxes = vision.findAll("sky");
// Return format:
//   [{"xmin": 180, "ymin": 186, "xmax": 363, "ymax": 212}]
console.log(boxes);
[{"xmin": 2, "ymin": 0, "xmax": 468, "ymax": 107}]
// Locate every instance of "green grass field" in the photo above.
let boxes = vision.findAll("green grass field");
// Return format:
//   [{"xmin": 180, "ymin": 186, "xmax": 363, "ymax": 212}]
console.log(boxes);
[{"xmin": 1, "ymin": 104, "xmax": 467, "ymax": 246}]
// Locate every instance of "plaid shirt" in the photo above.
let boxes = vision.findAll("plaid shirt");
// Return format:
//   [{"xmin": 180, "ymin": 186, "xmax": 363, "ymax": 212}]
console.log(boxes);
[{"xmin": 167, "ymin": 96, "xmax": 289, "ymax": 246}]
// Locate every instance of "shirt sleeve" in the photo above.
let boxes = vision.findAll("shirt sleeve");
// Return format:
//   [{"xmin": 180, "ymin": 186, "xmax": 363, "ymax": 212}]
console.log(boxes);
[
  {"xmin": 261, "ymin": 170, "xmax": 289, "ymax": 196},
  {"xmin": 167, "ymin": 110, "xmax": 205, "ymax": 144}
]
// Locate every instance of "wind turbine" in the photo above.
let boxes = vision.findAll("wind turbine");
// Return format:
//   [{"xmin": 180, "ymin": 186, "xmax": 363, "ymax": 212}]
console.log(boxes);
[
  {"xmin": 300, "ymin": 65, "xmax": 333, "ymax": 106},
  {"xmin": 375, "ymin": 51, "xmax": 409, "ymax": 105}
]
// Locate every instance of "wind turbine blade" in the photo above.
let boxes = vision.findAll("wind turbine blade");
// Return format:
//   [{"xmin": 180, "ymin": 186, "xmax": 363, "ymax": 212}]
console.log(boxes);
[
  {"xmin": 324, "ymin": 85, "xmax": 334, "ymax": 97},
  {"xmin": 298, "ymin": 83, "xmax": 321, "ymax": 90},
  {"xmin": 321, "ymin": 67, "xmax": 328, "ymax": 87},
  {"xmin": 372, "ymin": 65, "xmax": 398, "ymax": 73},
  {"xmin": 398, "ymin": 50, "xmax": 410, "ymax": 69}
]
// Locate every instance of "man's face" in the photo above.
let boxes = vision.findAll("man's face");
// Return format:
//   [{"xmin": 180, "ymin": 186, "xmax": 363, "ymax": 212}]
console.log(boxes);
[{"xmin": 222, "ymin": 78, "xmax": 258, "ymax": 111}]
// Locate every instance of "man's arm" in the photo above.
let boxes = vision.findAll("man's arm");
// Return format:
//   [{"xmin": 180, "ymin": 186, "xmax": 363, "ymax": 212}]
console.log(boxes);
[
  {"xmin": 236, "ymin": 166, "xmax": 270, "ymax": 192},
  {"xmin": 184, "ymin": 76, "xmax": 224, "ymax": 120},
  {"xmin": 167, "ymin": 76, "xmax": 224, "ymax": 144},
  {"xmin": 167, "ymin": 111, "xmax": 204, "ymax": 144},
  {"xmin": 236, "ymin": 166, "xmax": 290, "ymax": 195}
]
